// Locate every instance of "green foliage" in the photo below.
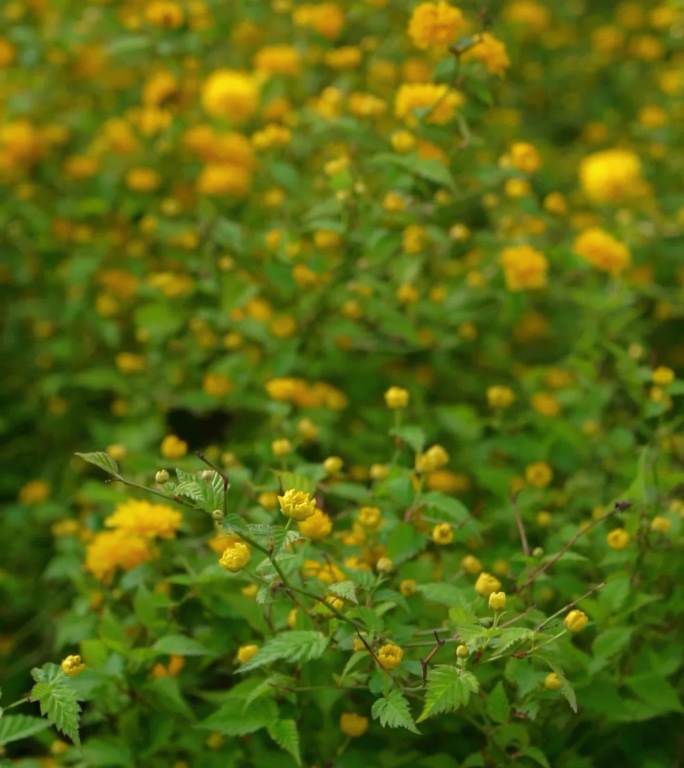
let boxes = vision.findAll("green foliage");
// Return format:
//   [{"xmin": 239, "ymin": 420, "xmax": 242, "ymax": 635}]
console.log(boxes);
[
  {"xmin": 372, "ymin": 690, "xmax": 420, "ymax": 734},
  {"xmin": 29, "ymin": 664, "xmax": 81, "ymax": 745}
]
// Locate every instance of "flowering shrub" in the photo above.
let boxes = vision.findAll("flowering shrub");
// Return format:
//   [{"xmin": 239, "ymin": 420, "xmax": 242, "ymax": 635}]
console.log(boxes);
[{"xmin": 1, "ymin": 1, "xmax": 684, "ymax": 766}]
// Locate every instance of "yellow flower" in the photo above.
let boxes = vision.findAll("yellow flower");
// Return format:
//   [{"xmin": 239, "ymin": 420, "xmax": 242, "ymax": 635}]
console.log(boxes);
[
  {"xmin": 340, "ymin": 712, "xmax": 369, "ymax": 737},
  {"xmin": 395, "ymin": 83, "xmax": 464, "ymax": 125},
  {"xmin": 197, "ymin": 163, "xmax": 252, "ymax": 197},
  {"xmin": 323, "ymin": 456, "xmax": 343, "ymax": 475},
  {"xmin": 416, "ymin": 444, "xmax": 449, "ymax": 473},
  {"xmin": 651, "ymin": 366, "xmax": 675, "ymax": 386},
  {"xmin": 408, "ymin": 2, "xmax": 466, "ymax": 51},
  {"xmin": 376, "ymin": 556, "xmax": 394, "ymax": 573},
  {"xmin": 145, "ymin": 1, "xmax": 184, "ymax": 28},
  {"xmin": 487, "ymin": 385, "xmax": 515, "ymax": 409},
  {"xmin": 400, "ymin": 578, "xmax": 417, "ymax": 596},
  {"xmin": 60, "ymin": 654, "xmax": 86, "ymax": 677},
  {"xmin": 161, "ymin": 434, "xmax": 188, "ymax": 460},
  {"xmin": 574, "ymin": 228, "xmax": 630, "ymax": 276},
  {"xmin": 544, "ymin": 672, "xmax": 562, "ymax": 690},
  {"xmin": 357, "ymin": 506, "xmax": 382, "ymax": 528},
  {"xmin": 500, "ymin": 245, "xmax": 548, "ymax": 291},
  {"xmin": 579, "ymin": 148, "xmax": 643, "ymax": 203},
  {"xmin": 272, "ymin": 438, "xmax": 293, "ymax": 457},
  {"xmin": 19, "ymin": 479, "xmax": 50, "ymax": 504},
  {"xmin": 219, "ymin": 540, "xmax": 251, "ymax": 572},
  {"xmin": 254, "ymin": 45, "xmax": 301, "ymax": 77},
  {"xmin": 377, "ymin": 642, "xmax": 404, "ymax": 670},
  {"xmin": 203, "ymin": 372, "xmax": 233, "ymax": 397},
  {"xmin": 461, "ymin": 554, "xmax": 483, "ymax": 574},
  {"xmin": 456, "ymin": 644, "xmax": 469, "ymax": 658},
  {"xmin": 488, "ymin": 591, "xmax": 506, "ymax": 611},
  {"xmin": 236, "ymin": 644, "xmax": 259, "ymax": 664},
  {"xmin": 650, "ymin": 516, "xmax": 671, "ymax": 534},
  {"xmin": 606, "ymin": 528, "xmax": 630, "ymax": 550},
  {"xmin": 525, "ymin": 461, "xmax": 553, "ymax": 488},
  {"xmin": 126, "ymin": 167, "xmax": 160, "ymax": 192},
  {"xmin": 509, "ymin": 142, "xmax": 541, "ymax": 174},
  {"xmin": 564, "ymin": 609, "xmax": 588, "ymax": 633},
  {"xmin": 106, "ymin": 499, "xmax": 181, "ymax": 539},
  {"xmin": 461, "ymin": 32, "xmax": 510, "ymax": 76},
  {"xmin": 475, "ymin": 572, "xmax": 501, "ymax": 597},
  {"xmin": 202, "ymin": 70, "xmax": 259, "ymax": 122},
  {"xmin": 432, "ymin": 522, "xmax": 454, "ymax": 545},
  {"xmin": 537, "ymin": 510, "xmax": 552, "ymax": 527},
  {"xmin": 293, "ymin": 3, "xmax": 345, "ymax": 40},
  {"xmin": 298, "ymin": 508, "xmax": 333, "ymax": 540},
  {"xmin": 384, "ymin": 386, "xmax": 409, "ymax": 409},
  {"xmin": 85, "ymin": 530, "xmax": 153, "ymax": 582},
  {"xmin": 278, "ymin": 488, "xmax": 317, "ymax": 521}
]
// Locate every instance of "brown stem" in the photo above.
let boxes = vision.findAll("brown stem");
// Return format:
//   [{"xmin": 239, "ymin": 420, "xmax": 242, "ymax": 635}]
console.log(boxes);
[
  {"xmin": 512, "ymin": 492, "xmax": 530, "ymax": 557},
  {"xmin": 420, "ymin": 630, "xmax": 446, "ymax": 685}
]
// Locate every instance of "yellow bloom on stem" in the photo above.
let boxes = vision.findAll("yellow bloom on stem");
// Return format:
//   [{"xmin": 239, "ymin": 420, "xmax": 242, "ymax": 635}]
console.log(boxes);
[
  {"xmin": 487, "ymin": 385, "xmax": 515, "ymax": 409},
  {"xmin": 650, "ymin": 515, "xmax": 671, "ymax": 534},
  {"xmin": 461, "ymin": 554, "xmax": 482, "ymax": 574},
  {"xmin": 161, "ymin": 434, "xmax": 187, "ymax": 459},
  {"xmin": 377, "ymin": 642, "xmax": 404, "ymax": 670},
  {"xmin": 357, "ymin": 505, "xmax": 382, "ymax": 528},
  {"xmin": 579, "ymin": 148, "xmax": 643, "ymax": 203},
  {"xmin": 606, "ymin": 527, "xmax": 630, "ymax": 550},
  {"xmin": 408, "ymin": 2, "xmax": 466, "ymax": 51},
  {"xmin": 488, "ymin": 591, "xmax": 506, "ymax": 611},
  {"xmin": 236, "ymin": 644, "xmax": 259, "ymax": 664},
  {"xmin": 544, "ymin": 672, "xmax": 562, "ymax": 690},
  {"xmin": 219, "ymin": 540, "xmax": 251, "ymax": 572},
  {"xmin": 395, "ymin": 83, "xmax": 464, "ymax": 125},
  {"xmin": 416, "ymin": 444, "xmax": 449, "ymax": 473},
  {"xmin": 340, "ymin": 712, "xmax": 369, "ymax": 737},
  {"xmin": 564, "ymin": 609, "xmax": 588, "ymax": 633},
  {"xmin": 384, "ymin": 386, "xmax": 409, "ymax": 408},
  {"xmin": 278, "ymin": 488, "xmax": 317, "ymax": 521},
  {"xmin": 400, "ymin": 578, "xmax": 417, "ymax": 596},
  {"xmin": 106, "ymin": 499, "xmax": 182, "ymax": 539},
  {"xmin": 201, "ymin": 70, "xmax": 259, "ymax": 122},
  {"xmin": 19, "ymin": 479, "xmax": 50, "ymax": 504},
  {"xmin": 500, "ymin": 245, "xmax": 548, "ymax": 291},
  {"xmin": 651, "ymin": 366, "xmax": 675, "ymax": 386},
  {"xmin": 525, "ymin": 461, "xmax": 553, "ymax": 488},
  {"xmin": 60, "ymin": 654, "xmax": 86, "ymax": 676},
  {"xmin": 475, "ymin": 572, "xmax": 501, "ymax": 597},
  {"xmin": 298, "ymin": 508, "xmax": 333, "ymax": 539},
  {"xmin": 574, "ymin": 228, "xmax": 630, "ymax": 275},
  {"xmin": 509, "ymin": 141, "xmax": 541, "ymax": 174},
  {"xmin": 432, "ymin": 522, "xmax": 454, "ymax": 545},
  {"xmin": 85, "ymin": 530, "xmax": 153, "ymax": 582},
  {"xmin": 461, "ymin": 33, "xmax": 510, "ymax": 76}
]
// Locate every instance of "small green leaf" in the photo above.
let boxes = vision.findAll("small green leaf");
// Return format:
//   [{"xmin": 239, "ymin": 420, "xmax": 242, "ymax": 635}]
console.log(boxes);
[
  {"xmin": 329, "ymin": 580, "xmax": 358, "ymax": 604},
  {"xmin": 30, "ymin": 664, "xmax": 81, "ymax": 745},
  {"xmin": 0, "ymin": 714, "xmax": 50, "ymax": 746},
  {"xmin": 75, "ymin": 451, "xmax": 120, "ymax": 478},
  {"xmin": 486, "ymin": 682, "xmax": 510, "ymax": 724},
  {"xmin": 153, "ymin": 635, "xmax": 212, "ymax": 657},
  {"xmin": 268, "ymin": 719, "xmax": 302, "ymax": 765},
  {"xmin": 418, "ymin": 666, "xmax": 479, "ymax": 722},
  {"xmin": 371, "ymin": 690, "xmax": 420, "ymax": 733},
  {"xmin": 237, "ymin": 631, "xmax": 329, "ymax": 673}
]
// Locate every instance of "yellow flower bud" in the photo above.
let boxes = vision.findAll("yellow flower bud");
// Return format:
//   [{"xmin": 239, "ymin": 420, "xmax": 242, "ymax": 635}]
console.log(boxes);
[
  {"xmin": 461, "ymin": 555, "xmax": 483, "ymax": 575},
  {"xmin": 606, "ymin": 528, "xmax": 630, "ymax": 550},
  {"xmin": 544, "ymin": 672, "xmax": 562, "ymax": 690},
  {"xmin": 219, "ymin": 540, "xmax": 251, "ymax": 572},
  {"xmin": 650, "ymin": 515, "xmax": 671, "ymax": 534},
  {"xmin": 432, "ymin": 522, "xmax": 454, "ymax": 545},
  {"xmin": 384, "ymin": 386, "xmax": 409, "ymax": 409},
  {"xmin": 488, "ymin": 591, "xmax": 507, "ymax": 611},
  {"xmin": 60, "ymin": 654, "xmax": 85, "ymax": 676},
  {"xmin": 323, "ymin": 456, "xmax": 344, "ymax": 475},
  {"xmin": 376, "ymin": 556, "xmax": 393, "ymax": 573},
  {"xmin": 456, "ymin": 644, "xmax": 469, "ymax": 658},
  {"xmin": 236, "ymin": 644, "xmax": 259, "ymax": 664},
  {"xmin": 340, "ymin": 712, "xmax": 369, "ymax": 737},
  {"xmin": 399, "ymin": 578, "xmax": 417, "ymax": 596},
  {"xmin": 564, "ymin": 609, "xmax": 588, "ymax": 633},
  {"xmin": 377, "ymin": 642, "xmax": 404, "ymax": 670},
  {"xmin": 278, "ymin": 488, "xmax": 317, "ymax": 521},
  {"xmin": 475, "ymin": 572, "xmax": 501, "ymax": 597}
]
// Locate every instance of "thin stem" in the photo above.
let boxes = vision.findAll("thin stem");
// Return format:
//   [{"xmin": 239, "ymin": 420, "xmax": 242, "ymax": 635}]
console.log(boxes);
[
  {"xmin": 534, "ymin": 582, "xmax": 606, "ymax": 633},
  {"xmin": 512, "ymin": 493, "xmax": 530, "ymax": 557}
]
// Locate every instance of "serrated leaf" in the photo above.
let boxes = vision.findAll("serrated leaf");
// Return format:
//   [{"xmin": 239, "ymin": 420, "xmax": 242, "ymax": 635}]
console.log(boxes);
[
  {"xmin": 0, "ymin": 714, "xmax": 50, "ymax": 746},
  {"xmin": 489, "ymin": 627, "xmax": 535, "ymax": 659},
  {"xmin": 372, "ymin": 689, "xmax": 420, "ymax": 733},
  {"xmin": 75, "ymin": 451, "xmax": 120, "ymax": 478},
  {"xmin": 237, "ymin": 631, "xmax": 329, "ymax": 673},
  {"xmin": 329, "ymin": 580, "xmax": 358, "ymax": 604},
  {"xmin": 418, "ymin": 666, "xmax": 479, "ymax": 722},
  {"xmin": 30, "ymin": 664, "xmax": 81, "ymax": 745},
  {"xmin": 486, "ymin": 682, "xmax": 510, "ymax": 724},
  {"xmin": 268, "ymin": 719, "xmax": 301, "ymax": 765},
  {"xmin": 390, "ymin": 425, "xmax": 426, "ymax": 453}
]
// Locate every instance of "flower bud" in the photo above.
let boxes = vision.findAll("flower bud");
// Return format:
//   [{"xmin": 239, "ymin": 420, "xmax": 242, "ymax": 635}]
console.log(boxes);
[
  {"xmin": 488, "ymin": 591, "xmax": 506, "ymax": 611},
  {"xmin": 544, "ymin": 672, "xmax": 562, "ymax": 690},
  {"xmin": 456, "ymin": 644, "xmax": 469, "ymax": 658},
  {"xmin": 155, "ymin": 469, "xmax": 170, "ymax": 484},
  {"xmin": 564, "ymin": 609, "xmax": 588, "ymax": 633}
]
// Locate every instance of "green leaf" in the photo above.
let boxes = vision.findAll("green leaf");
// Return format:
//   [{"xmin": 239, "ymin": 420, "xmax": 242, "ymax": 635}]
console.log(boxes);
[
  {"xmin": 199, "ymin": 697, "xmax": 278, "ymax": 736},
  {"xmin": 386, "ymin": 522, "xmax": 427, "ymax": 564},
  {"xmin": 75, "ymin": 451, "xmax": 120, "ymax": 478},
  {"xmin": 237, "ymin": 631, "xmax": 329, "ymax": 673},
  {"xmin": 418, "ymin": 582, "xmax": 470, "ymax": 607},
  {"xmin": 329, "ymin": 580, "xmax": 358, "ymax": 604},
  {"xmin": 521, "ymin": 746, "xmax": 551, "ymax": 768},
  {"xmin": 0, "ymin": 714, "xmax": 50, "ymax": 746},
  {"xmin": 267, "ymin": 719, "xmax": 302, "ymax": 765},
  {"xmin": 422, "ymin": 492, "xmax": 470, "ymax": 524},
  {"xmin": 153, "ymin": 634, "xmax": 212, "ymax": 657},
  {"xmin": 142, "ymin": 677, "xmax": 194, "ymax": 719},
  {"xmin": 30, "ymin": 664, "xmax": 81, "ymax": 745},
  {"xmin": 418, "ymin": 666, "xmax": 479, "ymax": 722},
  {"xmin": 372, "ymin": 689, "xmax": 420, "ymax": 733},
  {"xmin": 390, "ymin": 425, "xmax": 426, "ymax": 453},
  {"xmin": 486, "ymin": 682, "xmax": 510, "ymax": 724}
]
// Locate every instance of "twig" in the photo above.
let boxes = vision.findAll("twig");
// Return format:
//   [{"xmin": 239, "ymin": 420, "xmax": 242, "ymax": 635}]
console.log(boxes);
[
  {"xmin": 511, "ymin": 493, "xmax": 530, "ymax": 557},
  {"xmin": 516, "ymin": 502, "xmax": 624, "ymax": 594},
  {"xmin": 534, "ymin": 582, "xmax": 606, "ymax": 633},
  {"xmin": 420, "ymin": 630, "xmax": 446, "ymax": 685}
]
